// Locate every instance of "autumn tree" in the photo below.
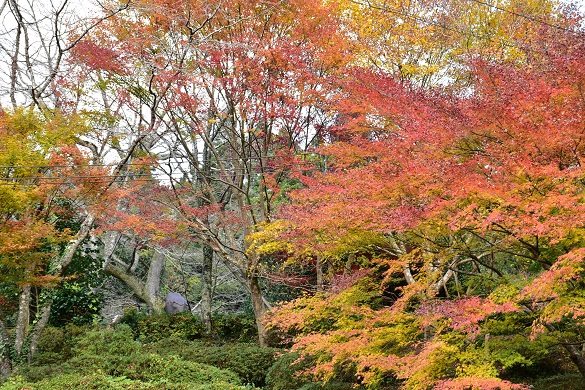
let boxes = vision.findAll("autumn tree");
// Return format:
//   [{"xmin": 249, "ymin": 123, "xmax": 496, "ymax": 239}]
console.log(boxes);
[
  {"xmin": 265, "ymin": 17, "xmax": 585, "ymax": 387},
  {"xmin": 0, "ymin": 108, "xmax": 107, "ymax": 369},
  {"xmin": 70, "ymin": 0, "xmax": 351, "ymax": 344},
  {"xmin": 335, "ymin": 0, "xmax": 575, "ymax": 89},
  {"xmin": 0, "ymin": 0, "xmax": 173, "ymax": 371}
]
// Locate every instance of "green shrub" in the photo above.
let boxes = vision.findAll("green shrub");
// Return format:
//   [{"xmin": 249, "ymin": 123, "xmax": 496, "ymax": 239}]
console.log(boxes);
[
  {"xmin": 14, "ymin": 325, "xmax": 245, "ymax": 389},
  {"xmin": 72, "ymin": 324, "xmax": 141, "ymax": 356},
  {"xmin": 0, "ymin": 373, "xmax": 153, "ymax": 390},
  {"xmin": 121, "ymin": 353, "xmax": 242, "ymax": 385},
  {"xmin": 30, "ymin": 324, "xmax": 89, "ymax": 366},
  {"xmin": 212, "ymin": 313, "xmax": 257, "ymax": 342},
  {"xmin": 137, "ymin": 313, "xmax": 203, "ymax": 343},
  {"xmin": 116, "ymin": 307, "xmax": 143, "ymax": 331},
  {"xmin": 116, "ymin": 309, "xmax": 256, "ymax": 343},
  {"xmin": 49, "ymin": 282, "xmax": 103, "ymax": 326},
  {"xmin": 265, "ymin": 351, "xmax": 314, "ymax": 390},
  {"xmin": 298, "ymin": 382, "xmax": 364, "ymax": 390},
  {"xmin": 191, "ymin": 384, "xmax": 254, "ymax": 390},
  {"xmin": 0, "ymin": 372, "xmax": 250, "ymax": 390},
  {"xmin": 144, "ymin": 339, "xmax": 276, "ymax": 387},
  {"xmin": 531, "ymin": 373, "xmax": 584, "ymax": 390},
  {"xmin": 65, "ymin": 327, "xmax": 239, "ymax": 385}
]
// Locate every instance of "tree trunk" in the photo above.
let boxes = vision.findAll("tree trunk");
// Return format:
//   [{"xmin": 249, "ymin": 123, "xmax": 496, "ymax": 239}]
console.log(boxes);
[
  {"xmin": 344, "ymin": 253, "xmax": 355, "ymax": 275},
  {"xmin": 104, "ymin": 249, "xmax": 165, "ymax": 313},
  {"xmin": 0, "ymin": 310, "xmax": 12, "ymax": 377},
  {"xmin": 144, "ymin": 250, "xmax": 164, "ymax": 312},
  {"xmin": 14, "ymin": 284, "xmax": 31, "ymax": 358},
  {"xmin": 200, "ymin": 244, "xmax": 213, "ymax": 334},
  {"xmin": 316, "ymin": 255, "xmax": 324, "ymax": 293},
  {"xmin": 543, "ymin": 323, "xmax": 585, "ymax": 378},
  {"xmin": 247, "ymin": 274, "xmax": 268, "ymax": 347},
  {"xmin": 564, "ymin": 343, "xmax": 585, "ymax": 379},
  {"xmin": 27, "ymin": 302, "xmax": 51, "ymax": 363}
]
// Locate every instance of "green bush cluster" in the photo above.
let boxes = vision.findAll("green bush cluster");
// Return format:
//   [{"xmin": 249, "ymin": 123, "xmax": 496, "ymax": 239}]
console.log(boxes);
[
  {"xmin": 4, "ymin": 318, "xmax": 375, "ymax": 389},
  {"xmin": 10, "ymin": 325, "xmax": 246, "ymax": 390},
  {"xmin": 211, "ymin": 313, "xmax": 258, "ymax": 342},
  {"xmin": 29, "ymin": 323, "xmax": 87, "ymax": 366},
  {"xmin": 136, "ymin": 312, "xmax": 204, "ymax": 342},
  {"xmin": 1, "ymin": 373, "xmax": 249, "ymax": 390},
  {"xmin": 144, "ymin": 338, "xmax": 277, "ymax": 387},
  {"xmin": 115, "ymin": 309, "xmax": 257, "ymax": 342}
]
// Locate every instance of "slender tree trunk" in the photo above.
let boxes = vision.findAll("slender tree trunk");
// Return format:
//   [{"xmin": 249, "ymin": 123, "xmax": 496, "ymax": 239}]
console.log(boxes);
[
  {"xmin": 198, "ymin": 129, "xmax": 214, "ymax": 334},
  {"xmin": 344, "ymin": 253, "xmax": 355, "ymax": 275},
  {"xmin": 316, "ymin": 255, "xmax": 324, "ymax": 293},
  {"xmin": 14, "ymin": 284, "xmax": 31, "ymax": 358},
  {"xmin": 565, "ymin": 343, "xmax": 585, "ymax": 378},
  {"xmin": 26, "ymin": 214, "xmax": 95, "ymax": 362},
  {"xmin": 542, "ymin": 323, "xmax": 585, "ymax": 378},
  {"xmin": 27, "ymin": 303, "xmax": 51, "ymax": 363},
  {"xmin": 0, "ymin": 310, "xmax": 12, "ymax": 377},
  {"xmin": 201, "ymin": 244, "xmax": 213, "ymax": 334},
  {"xmin": 247, "ymin": 274, "xmax": 268, "ymax": 346}
]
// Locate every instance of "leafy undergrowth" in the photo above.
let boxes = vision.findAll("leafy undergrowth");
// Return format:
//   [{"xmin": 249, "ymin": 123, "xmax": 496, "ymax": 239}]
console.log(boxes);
[
  {"xmin": 143, "ymin": 338, "xmax": 277, "ymax": 387},
  {"xmin": 1, "ymin": 325, "xmax": 249, "ymax": 390},
  {"xmin": 528, "ymin": 373, "xmax": 585, "ymax": 390},
  {"xmin": 1, "ymin": 322, "xmax": 581, "ymax": 390}
]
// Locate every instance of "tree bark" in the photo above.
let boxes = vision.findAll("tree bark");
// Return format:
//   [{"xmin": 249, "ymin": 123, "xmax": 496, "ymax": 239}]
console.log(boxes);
[
  {"xmin": 542, "ymin": 322, "xmax": 585, "ymax": 378},
  {"xmin": 0, "ymin": 309, "xmax": 12, "ymax": 377},
  {"xmin": 563, "ymin": 343, "xmax": 585, "ymax": 378},
  {"xmin": 200, "ymin": 244, "xmax": 213, "ymax": 334},
  {"xmin": 247, "ymin": 274, "xmax": 269, "ymax": 346},
  {"xmin": 14, "ymin": 284, "xmax": 31, "ymax": 358},
  {"xmin": 144, "ymin": 250, "xmax": 164, "ymax": 312},
  {"xmin": 316, "ymin": 255, "xmax": 324, "ymax": 292},
  {"xmin": 27, "ymin": 302, "xmax": 51, "ymax": 363},
  {"xmin": 104, "ymin": 249, "xmax": 165, "ymax": 313}
]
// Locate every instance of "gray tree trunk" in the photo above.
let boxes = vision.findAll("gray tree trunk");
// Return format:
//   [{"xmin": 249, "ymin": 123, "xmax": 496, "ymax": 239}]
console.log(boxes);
[
  {"xmin": 247, "ymin": 274, "xmax": 268, "ymax": 347},
  {"xmin": 0, "ymin": 309, "xmax": 12, "ymax": 377},
  {"xmin": 565, "ymin": 343, "xmax": 585, "ymax": 379},
  {"xmin": 201, "ymin": 244, "xmax": 213, "ymax": 334},
  {"xmin": 104, "ymin": 249, "xmax": 165, "ymax": 313},
  {"xmin": 14, "ymin": 284, "xmax": 31, "ymax": 357}
]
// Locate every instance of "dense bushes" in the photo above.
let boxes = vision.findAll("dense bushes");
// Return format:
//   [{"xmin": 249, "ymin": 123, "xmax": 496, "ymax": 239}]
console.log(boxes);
[
  {"xmin": 116, "ymin": 309, "xmax": 258, "ymax": 342},
  {"xmin": 1, "ymin": 314, "xmax": 373, "ymax": 389},
  {"xmin": 211, "ymin": 313, "xmax": 258, "ymax": 342},
  {"xmin": 1, "ymin": 373, "xmax": 248, "ymax": 390},
  {"xmin": 8, "ymin": 325, "xmax": 246, "ymax": 390},
  {"xmin": 136, "ymin": 313, "xmax": 204, "ymax": 342},
  {"xmin": 145, "ymin": 338, "xmax": 277, "ymax": 387},
  {"xmin": 9, "ymin": 319, "xmax": 280, "ymax": 389}
]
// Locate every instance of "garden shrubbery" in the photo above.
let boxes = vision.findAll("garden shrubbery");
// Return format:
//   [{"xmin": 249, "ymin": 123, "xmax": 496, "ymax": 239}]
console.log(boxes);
[
  {"xmin": 8, "ymin": 316, "xmax": 283, "ymax": 389},
  {"xmin": 1, "ymin": 313, "xmax": 373, "ymax": 389},
  {"xmin": 10, "ymin": 325, "xmax": 246, "ymax": 390},
  {"xmin": 145, "ymin": 338, "xmax": 277, "ymax": 387},
  {"xmin": 115, "ymin": 309, "xmax": 258, "ymax": 342},
  {"xmin": 1, "ymin": 373, "xmax": 249, "ymax": 390}
]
